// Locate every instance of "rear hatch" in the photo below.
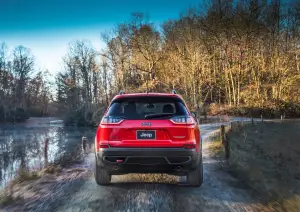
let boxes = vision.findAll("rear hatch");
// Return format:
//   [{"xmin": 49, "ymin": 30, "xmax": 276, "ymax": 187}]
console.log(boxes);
[{"xmin": 101, "ymin": 96, "xmax": 192, "ymax": 148}]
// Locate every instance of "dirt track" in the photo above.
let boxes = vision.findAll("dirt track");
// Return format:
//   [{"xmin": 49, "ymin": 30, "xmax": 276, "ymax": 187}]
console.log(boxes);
[
  {"xmin": 1, "ymin": 121, "xmax": 274, "ymax": 212},
  {"xmin": 52, "ymin": 126, "xmax": 272, "ymax": 212}
]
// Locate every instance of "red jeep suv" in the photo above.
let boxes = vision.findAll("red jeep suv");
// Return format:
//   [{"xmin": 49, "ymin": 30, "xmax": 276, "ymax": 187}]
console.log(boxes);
[{"xmin": 94, "ymin": 91, "xmax": 203, "ymax": 187}]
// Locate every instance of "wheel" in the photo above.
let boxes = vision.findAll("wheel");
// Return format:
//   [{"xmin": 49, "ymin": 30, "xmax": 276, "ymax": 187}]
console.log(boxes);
[
  {"xmin": 187, "ymin": 158, "xmax": 203, "ymax": 187},
  {"xmin": 94, "ymin": 159, "xmax": 111, "ymax": 185}
]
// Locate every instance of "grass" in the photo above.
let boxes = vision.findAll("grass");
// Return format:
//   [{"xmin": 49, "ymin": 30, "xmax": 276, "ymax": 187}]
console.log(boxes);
[
  {"xmin": 212, "ymin": 120, "xmax": 300, "ymax": 211},
  {"xmin": 206, "ymin": 125, "xmax": 232, "ymax": 158},
  {"xmin": 208, "ymin": 141, "xmax": 224, "ymax": 157},
  {"xmin": 0, "ymin": 144, "xmax": 86, "ymax": 208},
  {"xmin": 208, "ymin": 132, "xmax": 224, "ymax": 157},
  {"xmin": 0, "ymin": 169, "xmax": 39, "ymax": 207},
  {"xmin": 0, "ymin": 169, "xmax": 41, "ymax": 207},
  {"xmin": 40, "ymin": 164, "xmax": 62, "ymax": 176},
  {"xmin": 0, "ymin": 193, "xmax": 15, "ymax": 206},
  {"xmin": 14, "ymin": 169, "xmax": 41, "ymax": 184}
]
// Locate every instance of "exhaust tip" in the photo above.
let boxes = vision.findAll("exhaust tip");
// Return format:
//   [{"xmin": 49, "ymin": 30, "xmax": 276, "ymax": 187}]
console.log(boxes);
[{"xmin": 112, "ymin": 165, "xmax": 119, "ymax": 171}]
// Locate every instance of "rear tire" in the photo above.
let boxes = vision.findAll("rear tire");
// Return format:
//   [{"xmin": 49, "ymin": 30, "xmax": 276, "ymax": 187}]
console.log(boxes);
[
  {"xmin": 94, "ymin": 160, "xmax": 111, "ymax": 185},
  {"xmin": 187, "ymin": 158, "xmax": 203, "ymax": 187}
]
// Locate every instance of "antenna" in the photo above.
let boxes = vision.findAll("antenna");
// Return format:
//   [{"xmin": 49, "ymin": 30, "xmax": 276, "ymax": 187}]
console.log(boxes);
[{"xmin": 172, "ymin": 89, "xmax": 177, "ymax": 94}]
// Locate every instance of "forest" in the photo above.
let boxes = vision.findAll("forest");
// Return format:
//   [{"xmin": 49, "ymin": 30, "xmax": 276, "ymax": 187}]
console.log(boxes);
[
  {"xmin": 0, "ymin": 44, "xmax": 53, "ymax": 122},
  {"xmin": 1, "ymin": 0, "xmax": 300, "ymax": 125}
]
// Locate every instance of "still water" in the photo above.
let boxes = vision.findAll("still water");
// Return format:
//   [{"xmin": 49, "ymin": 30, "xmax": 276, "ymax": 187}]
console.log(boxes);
[{"xmin": 0, "ymin": 118, "xmax": 96, "ymax": 188}]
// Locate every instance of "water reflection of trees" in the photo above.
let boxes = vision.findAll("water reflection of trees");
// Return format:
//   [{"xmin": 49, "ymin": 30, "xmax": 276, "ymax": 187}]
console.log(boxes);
[
  {"xmin": 54, "ymin": 127, "xmax": 95, "ymax": 156},
  {"xmin": 0, "ymin": 125, "xmax": 96, "ymax": 187},
  {"xmin": 0, "ymin": 127, "xmax": 46, "ymax": 186}
]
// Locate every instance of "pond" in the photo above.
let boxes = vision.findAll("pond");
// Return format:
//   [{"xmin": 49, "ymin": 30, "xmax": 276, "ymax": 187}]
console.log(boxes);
[{"xmin": 0, "ymin": 118, "xmax": 96, "ymax": 188}]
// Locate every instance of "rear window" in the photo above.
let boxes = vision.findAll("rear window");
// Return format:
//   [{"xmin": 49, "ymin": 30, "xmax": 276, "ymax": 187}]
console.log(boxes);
[{"xmin": 106, "ymin": 96, "xmax": 189, "ymax": 120}]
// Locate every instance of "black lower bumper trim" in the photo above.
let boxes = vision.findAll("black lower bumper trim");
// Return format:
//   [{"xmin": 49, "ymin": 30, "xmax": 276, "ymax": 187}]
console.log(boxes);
[
  {"xmin": 95, "ymin": 147, "xmax": 201, "ymax": 174},
  {"xmin": 103, "ymin": 156, "xmax": 191, "ymax": 165}
]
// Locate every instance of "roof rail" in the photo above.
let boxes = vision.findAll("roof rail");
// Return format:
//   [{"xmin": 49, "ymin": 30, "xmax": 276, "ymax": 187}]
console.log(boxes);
[
  {"xmin": 172, "ymin": 89, "xmax": 177, "ymax": 94},
  {"xmin": 119, "ymin": 90, "xmax": 125, "ymax": 95}
]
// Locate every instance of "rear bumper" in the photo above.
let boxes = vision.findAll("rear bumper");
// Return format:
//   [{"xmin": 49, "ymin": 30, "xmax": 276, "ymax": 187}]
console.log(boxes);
[{"xmin": 95, "ymin": 147, "xmax": 201, "ymax": 175}]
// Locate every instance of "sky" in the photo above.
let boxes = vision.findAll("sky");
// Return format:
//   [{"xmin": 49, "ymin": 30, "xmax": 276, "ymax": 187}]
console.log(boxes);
[{"xmin": 0, "ymin": 0, "xmax": 200, "ymax": 77}]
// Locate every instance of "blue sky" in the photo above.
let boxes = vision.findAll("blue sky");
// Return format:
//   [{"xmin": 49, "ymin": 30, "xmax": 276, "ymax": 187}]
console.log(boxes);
[{"xmin": 0, "ymin": 0, "xmax": 199, "ymax": 76}]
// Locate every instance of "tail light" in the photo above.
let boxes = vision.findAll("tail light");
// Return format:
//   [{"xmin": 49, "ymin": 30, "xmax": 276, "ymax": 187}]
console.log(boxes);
[
  {"xmin": 99, "ymin": 144, "xmax": 110, "ymax": 148},
  {"xmin": 170, "ymin": 115, "xmax": 195, "ymax": 125},
  {"xmin": 95, "ymin": 136, "xmax": 110, "ymax": 151},
  {"xmin": 184, "ymin": 144, "xmax": 196, "ymax": 149},
  {"xmin": 100, "ymin": 116, "xmax": 124, "ymax": 125}
]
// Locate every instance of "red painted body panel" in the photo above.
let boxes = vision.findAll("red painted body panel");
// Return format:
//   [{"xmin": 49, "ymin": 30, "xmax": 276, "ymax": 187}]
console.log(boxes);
[{"xmin": 95, "ymin": 93, "xmax": 200, "ymax": 151}]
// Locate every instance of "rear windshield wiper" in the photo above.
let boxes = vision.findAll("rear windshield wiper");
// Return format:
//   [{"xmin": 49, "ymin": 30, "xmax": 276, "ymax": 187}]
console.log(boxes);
[{"xmin": 144, "ymin": 113, "xmax": 174, "ymax": 119}]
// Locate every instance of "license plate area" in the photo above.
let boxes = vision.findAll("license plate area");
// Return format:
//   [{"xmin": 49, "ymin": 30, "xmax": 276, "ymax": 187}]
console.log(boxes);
[{"xmin": 136, "ymin": 130, "xmax": 156, "ymax": 140}]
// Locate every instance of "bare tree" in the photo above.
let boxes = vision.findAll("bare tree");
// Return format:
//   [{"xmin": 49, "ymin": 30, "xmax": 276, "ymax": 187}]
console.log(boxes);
[{"xmin": 13, "ymin": 46, "xmax": 34, "ymax": 108}]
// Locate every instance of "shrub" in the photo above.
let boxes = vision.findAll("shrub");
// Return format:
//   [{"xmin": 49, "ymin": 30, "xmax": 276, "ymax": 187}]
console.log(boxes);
[
  {"xmin": 207, "ymin": 101, "xmax": 300, "ymax": 118},
  {"xmin": 64, "ymin": 104, "xmax": 106, "ymax": 127},
  {"xmin": 27, "ymin": 107, "xmax": 47, "ymax": 117},
  {"xmin": 0, "ymin": 105, "xmax": 29, "ymax": 122}
]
